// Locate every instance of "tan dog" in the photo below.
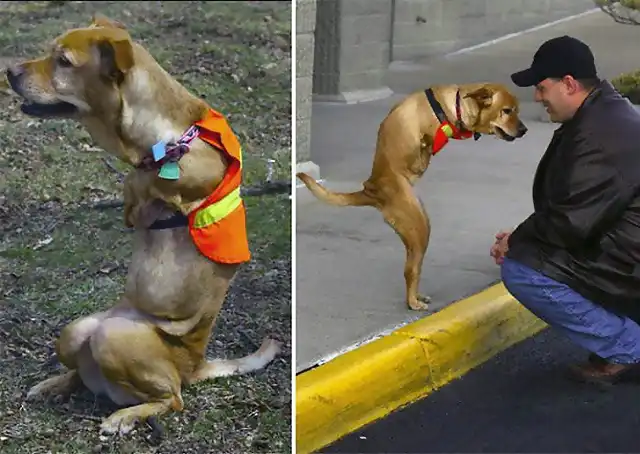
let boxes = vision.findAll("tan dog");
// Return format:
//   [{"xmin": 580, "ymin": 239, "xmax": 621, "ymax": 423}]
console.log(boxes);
[
  {"xmin": 297, "ymin": 84, "xmax": 527, "ymax": 311},
  {"xmin": 6, "ymin": 15, "xmax": 281, "ymax": 435}
]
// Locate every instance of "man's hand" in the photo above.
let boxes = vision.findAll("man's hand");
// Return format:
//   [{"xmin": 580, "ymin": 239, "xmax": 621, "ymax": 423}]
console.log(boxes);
[{"xmin": 490, "ymin": 229, "xmax": 512, "ymax": 265}]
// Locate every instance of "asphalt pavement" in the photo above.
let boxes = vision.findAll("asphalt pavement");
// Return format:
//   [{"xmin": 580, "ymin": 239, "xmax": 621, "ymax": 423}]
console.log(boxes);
[{"xmin": 323, "ymin": 327, "xmax": 640, "ymax": 453}]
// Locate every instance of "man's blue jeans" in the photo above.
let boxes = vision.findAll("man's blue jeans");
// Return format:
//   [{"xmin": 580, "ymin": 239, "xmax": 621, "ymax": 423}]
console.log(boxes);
[{"xmin": 501, "ymin": 257, "xmax": 640, "ymax": 364}]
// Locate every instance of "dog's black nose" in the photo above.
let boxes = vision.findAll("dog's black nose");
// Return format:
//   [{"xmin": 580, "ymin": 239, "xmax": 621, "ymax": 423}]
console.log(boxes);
[{"xmin": 518, "ymin": 123, "xmax": 528, "ymax": 136}]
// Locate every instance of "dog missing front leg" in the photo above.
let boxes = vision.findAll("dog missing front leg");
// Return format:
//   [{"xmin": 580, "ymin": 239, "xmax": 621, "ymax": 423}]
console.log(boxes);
[
  {"xmin": 8, "ymin": 13, "xmax": 281, "ymax": 435},
  {"xmin": 297, "ymin": 83, "xmax": 527, "ymax": 311}
]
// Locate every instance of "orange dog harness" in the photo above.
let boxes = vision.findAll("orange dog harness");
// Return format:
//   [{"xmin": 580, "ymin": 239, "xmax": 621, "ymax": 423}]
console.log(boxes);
[
  {"xmin": 425, "ymin": 88, "xmax": 481, "ymax": 155},
  {"xmin": 139, "ymin": 108, "xmax": 251, "ymax": 265},
  {"xmin": 187, "ymin": 109, "xmax": 251, "ymax": 264}
]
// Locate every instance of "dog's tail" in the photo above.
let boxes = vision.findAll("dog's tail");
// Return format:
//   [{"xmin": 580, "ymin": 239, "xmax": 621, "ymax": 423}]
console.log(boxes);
[
  {"xmin": 194, "ymin": 337, "xmax": 281, "ymax": 380},
  {"xmin": 296, "ymin": 172, "xmax": 376, "ymax": 207}
]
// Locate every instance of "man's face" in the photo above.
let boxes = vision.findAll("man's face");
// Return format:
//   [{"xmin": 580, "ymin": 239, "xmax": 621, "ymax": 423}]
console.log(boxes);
[{"xmin": 533, "ymin": 77, "xmax": 576, "ymax": 123}]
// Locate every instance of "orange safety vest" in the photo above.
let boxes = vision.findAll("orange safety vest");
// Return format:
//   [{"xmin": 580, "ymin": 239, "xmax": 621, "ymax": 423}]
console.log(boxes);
[{"xmin": 187, "ymin": 108, "xmax": 251, "ymax": 264}]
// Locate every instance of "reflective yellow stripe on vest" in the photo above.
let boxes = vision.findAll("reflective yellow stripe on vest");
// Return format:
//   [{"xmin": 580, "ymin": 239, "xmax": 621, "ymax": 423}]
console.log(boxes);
[{"xmin": 192, "ymin": 186, "xmax": 242, "ymax": 228}]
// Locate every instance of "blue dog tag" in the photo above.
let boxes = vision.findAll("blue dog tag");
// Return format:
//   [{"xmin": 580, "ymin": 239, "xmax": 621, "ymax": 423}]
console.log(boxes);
[
  {"xmin": 152, "ymin": 140, "xmax": 167, "ymax": 162},
  {"xmin": 158, "ymin": 161, "xmax": 180, "ymax": 180}
]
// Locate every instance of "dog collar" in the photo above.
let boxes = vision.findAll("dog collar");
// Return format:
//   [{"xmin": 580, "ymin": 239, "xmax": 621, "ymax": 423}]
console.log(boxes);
[
  {"xmin": 148, "ymin": 211, "xmax": 189, "ymax": 230},
  {"xmin": 424, "ymin": 88, "xmax": 481, "ymax": 155},
  {"xmin": 136, "ymin": 125, "xmax": 200, "ymax": 230},
  {"xmin": 136, "ymin": 125, "xmax": 200, "ymax": 180}
]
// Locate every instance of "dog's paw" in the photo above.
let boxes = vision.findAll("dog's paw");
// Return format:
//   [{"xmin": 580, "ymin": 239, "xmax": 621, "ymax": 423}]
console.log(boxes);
[
  {"xmin": 261, "ymin": 337, "xmax": 283, "ymax": 358},
  {"xmin": 25, "ymin": 382, "xmax": 49, "ymax": 401},
  {"xmin": 100, "ymin": 410, "xmax": 138, "ymax": 436},
  {"xmin": 25, "ymin": 375, "xmax": 70, "ymax": 402},
  {"xmin": 408, "ymin": 294, "xmax": 431, "ymax": 311}
]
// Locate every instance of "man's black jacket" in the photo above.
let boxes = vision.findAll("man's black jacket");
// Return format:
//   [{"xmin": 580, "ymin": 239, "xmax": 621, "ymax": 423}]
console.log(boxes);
[{"xmin": 506, "ymin": 80, "xmax": 640, "ymax": 321}]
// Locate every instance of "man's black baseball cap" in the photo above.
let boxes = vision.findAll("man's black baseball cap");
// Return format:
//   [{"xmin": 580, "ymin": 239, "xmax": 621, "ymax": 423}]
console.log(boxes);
[{"xmin": 510, "ymin": 35, "xmax": 598, "ymax": 87}]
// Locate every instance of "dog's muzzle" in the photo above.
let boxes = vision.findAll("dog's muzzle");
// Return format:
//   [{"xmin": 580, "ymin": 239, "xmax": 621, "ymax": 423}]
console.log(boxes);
[
  {"xmin": 5, "ymin": 65, "xmax": 79, "ymax": 118},
  {"xmin": 516, "ymin": 122, "xmax": 528, "ymax": 137}
]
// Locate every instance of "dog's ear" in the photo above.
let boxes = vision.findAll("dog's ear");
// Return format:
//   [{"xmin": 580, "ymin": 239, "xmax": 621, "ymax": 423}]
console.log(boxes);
[
  {"xmin": 96, "ymin": 35, "xmax": 134, "ymax": 82},
  {"xmin": 463, "ymin": 86, "xmax": 494, "ymax": 108},
  {"xmin": 91, "ymin": 13, "xmax": 127, "ymax": 30}
]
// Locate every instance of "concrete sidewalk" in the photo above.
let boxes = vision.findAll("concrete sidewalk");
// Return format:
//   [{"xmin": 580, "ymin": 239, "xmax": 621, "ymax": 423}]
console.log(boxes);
[{"xmin": 295, "ymin": 10, "xmax": 640, "ymax": 372}]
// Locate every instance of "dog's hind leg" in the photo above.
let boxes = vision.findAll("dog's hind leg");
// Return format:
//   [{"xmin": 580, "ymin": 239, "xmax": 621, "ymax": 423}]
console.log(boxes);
[
  {"xmin": 89, "ymin": 317, "xmax": 184, "ymax": 435},
  {"xmin": 56, "ymin": 311, "xmax": 107, "ymax": 369},
  {"xmin": 381, "ymin": 184, "xmax": 432, "ymax": 311},
  {"xmin": 100, "ymin": 398, "xmax": 181, "ymax": 436},
  {"xmin": 89, "ymin": 317, "xmax": 186, "ymax": 436},
  {"xmin": 26, "ymin": 312, "xmax": 108, "ymax": 401},
  {"xmin": 25, "ymin": 370, "xmax": 82, "ymax": 401},
  {"xmin": 102, "ymin": 338, "xmax": 281, "ymax": 435},
  {"xmin": 187, "ymin": 337, "xmax": 281, "ymax": 384}
]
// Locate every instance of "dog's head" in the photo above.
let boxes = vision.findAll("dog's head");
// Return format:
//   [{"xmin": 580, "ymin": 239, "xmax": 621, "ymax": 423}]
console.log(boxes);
[
  {"xmin": 5, "ymin": 14, "xmax": 133, "ymax": 119},
  {"xmin": 462, "ymin": 84, "xmax": 528, "ymax": 141}
]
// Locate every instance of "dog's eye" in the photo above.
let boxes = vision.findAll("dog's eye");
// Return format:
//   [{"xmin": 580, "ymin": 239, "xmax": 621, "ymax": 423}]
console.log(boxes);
[
  {"xmin": 57, "ymin": 54, "xmax": 73, "ymax": 68},
  {"xmin": 502, "ymin": 108, "xmax": 513, "ymax": 115}
]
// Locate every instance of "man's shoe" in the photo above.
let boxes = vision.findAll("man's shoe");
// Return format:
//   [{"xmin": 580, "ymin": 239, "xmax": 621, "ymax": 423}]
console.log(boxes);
[
  {"xmin": 587, "ymin": 353, "xmax": 608, "ymax": 366},
  {"xmin": 568, "ymin": 356, "xmax": 637, "ymax": 386}
]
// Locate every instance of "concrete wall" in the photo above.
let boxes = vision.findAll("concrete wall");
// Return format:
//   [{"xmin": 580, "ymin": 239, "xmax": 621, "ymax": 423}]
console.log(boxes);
[
  {"xmin": 296, "ymin": 0, "xmax": 316, "ymax": 164},
  {"xmin": 391, "ymin": 0, "xmax": 595, "ymax": 62},
  {"xmin": 312, "ymin": 0, "xmax": 393, "ymax": 103}
]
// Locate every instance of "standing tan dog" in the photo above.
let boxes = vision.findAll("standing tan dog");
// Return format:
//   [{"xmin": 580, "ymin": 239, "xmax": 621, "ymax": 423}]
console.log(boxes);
[
  {"xmin": 6, "ymin": 15, "xmax": 281, "ymax": 435},
  {"xmin": 297, "ymin": 84, "xmax": 527, "ymax": 311}
]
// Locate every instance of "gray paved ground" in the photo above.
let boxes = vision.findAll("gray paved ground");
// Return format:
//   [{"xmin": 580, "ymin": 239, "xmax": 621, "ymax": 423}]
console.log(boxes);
[
  {"xmin": 295, "ymin": 10, "xmax": 640, "ymax": 372},
  {"xmin": 389, "ymin": 10, "xmax": 640, "ymax": 102},
  {"xmin": 323, "ymin": 327, "xmax": 640, "ymax": 453}
]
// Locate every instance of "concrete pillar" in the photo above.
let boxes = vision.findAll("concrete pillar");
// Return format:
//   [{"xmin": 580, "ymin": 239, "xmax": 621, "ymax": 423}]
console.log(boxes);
[
  {"xmin": 296, "ymin": 0, "xmax": 320, "ymax": 178},
  {"xmin": 312, "ymin": 0, "xmax": 394, "ymax": 104}
]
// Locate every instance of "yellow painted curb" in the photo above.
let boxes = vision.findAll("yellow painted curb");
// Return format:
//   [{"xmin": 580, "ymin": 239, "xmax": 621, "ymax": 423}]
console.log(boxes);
[{"xmin": 295, "ymin": 282, "xmax": 548, "ymax": 454}]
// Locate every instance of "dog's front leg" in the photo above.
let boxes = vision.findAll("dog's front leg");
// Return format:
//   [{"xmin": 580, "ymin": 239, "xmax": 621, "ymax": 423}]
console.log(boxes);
[
  {"xmin": 146, "ymin": 183, "xmax": 206, "ymax": 217},
  {"xmin": 122, "ymin": 170, "xmax": 166, "ymax": 229},
  {"xmin": 123, "ymin": 170, "xmax": 142, "ymax": 228},
  {"xmin": 123, "ymin": 169, "xmax": 208, "ymax": 229}
]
